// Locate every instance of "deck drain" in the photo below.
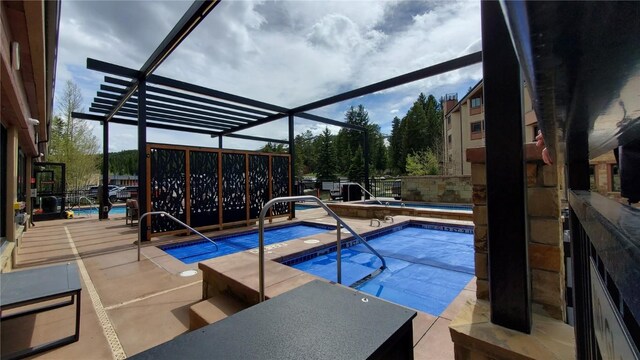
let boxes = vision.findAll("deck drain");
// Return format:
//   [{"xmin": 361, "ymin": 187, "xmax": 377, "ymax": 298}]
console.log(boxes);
[
  {"xmin": 304, "ymin": 239, "xmax": 320, "ymax": 244},
  {"xmin": 179, "ymin": 269, "xmax": 198, "ymax": 277}
]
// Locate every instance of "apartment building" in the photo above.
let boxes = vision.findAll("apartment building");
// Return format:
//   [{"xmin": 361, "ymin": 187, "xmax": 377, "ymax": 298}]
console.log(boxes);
[
  {"xmin": 1, "ymin": 0, "xmax": 60, "ymax": 270},
  {"xmin": 442, "ymin": 80, "xmax": 538, "ymax": 175}
]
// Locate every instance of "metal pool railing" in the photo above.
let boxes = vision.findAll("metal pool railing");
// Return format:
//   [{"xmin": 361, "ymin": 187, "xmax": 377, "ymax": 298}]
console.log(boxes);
[
  {"xmin": 258, "ymin": 195, "xmax": 387, "ymax": 303},
  {"xmin": 137, "ymin": 211, "xmax": 218, "ymax": 261}
]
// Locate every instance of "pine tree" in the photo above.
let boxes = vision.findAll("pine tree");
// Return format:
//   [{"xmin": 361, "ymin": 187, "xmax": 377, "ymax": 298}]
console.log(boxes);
[
  {"xmin": 388, "ymin": 116, "xmax": 404, "ymax": 174},
  {"xmin": 347, "ymin": 147, "xmax": 365, "ymax": 183},
  {"xmin": 315, "ymin": 127, "xmax": 336, "ymax": 181}
]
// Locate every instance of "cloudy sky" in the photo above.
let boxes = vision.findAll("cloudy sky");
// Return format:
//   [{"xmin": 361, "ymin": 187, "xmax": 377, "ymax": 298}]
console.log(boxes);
[{"xmin": 55, "ymin": 0, "xmax": 482, "ymax": 152}]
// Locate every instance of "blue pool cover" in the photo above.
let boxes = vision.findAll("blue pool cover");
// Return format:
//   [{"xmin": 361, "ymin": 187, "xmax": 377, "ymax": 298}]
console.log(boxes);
[
  {"xmin": 291, "ymin": 224, "xmax": 474, "ymax": 316},
  {"xmin": 161, "ymin": 223, "xmax": 333, "ymax": 264}
]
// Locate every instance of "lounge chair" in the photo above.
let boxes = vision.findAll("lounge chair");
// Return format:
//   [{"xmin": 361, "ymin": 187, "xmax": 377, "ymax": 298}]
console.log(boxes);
[{"xmin": 126, "ymin": 199, "xmax": 139, "ymax": 226}]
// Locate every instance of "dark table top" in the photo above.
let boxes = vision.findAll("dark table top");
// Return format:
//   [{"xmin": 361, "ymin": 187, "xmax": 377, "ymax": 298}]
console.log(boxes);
[
  {"xmin": 130, "ymin": 280, "xmax": 416, "ymax": 360},
  {"xmin": 0, "ymin": 263, "xmax": 81, "ymax": 307}
]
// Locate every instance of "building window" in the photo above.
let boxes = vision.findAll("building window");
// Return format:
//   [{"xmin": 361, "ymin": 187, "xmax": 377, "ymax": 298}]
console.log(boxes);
[
  {"xmin": 470, "ymin": 97, "xmax": 482, "ymax": 115},
  {"xmin": 470, "ymin": 121, "xmax": 483, "ymax": 140},
  {"xmin": 448, "ymin": 134, "xmax": 452, "ymax": 144},
  {"xmin": 611, "ymin": 164, "xmax": 620, "ymax": 192},
  {"xmin": 589, "ymin": 165, "xmax": 597, "ymax": 191},
  {"xmin": 446, "ymin": 115, "xmax": 451, "ymax": 130}
]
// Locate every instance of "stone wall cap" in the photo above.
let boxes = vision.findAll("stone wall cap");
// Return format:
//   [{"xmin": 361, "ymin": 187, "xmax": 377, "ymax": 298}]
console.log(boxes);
[{"xmin": 466, "ymin": 143, "xmax": 544, "ymax": 163}]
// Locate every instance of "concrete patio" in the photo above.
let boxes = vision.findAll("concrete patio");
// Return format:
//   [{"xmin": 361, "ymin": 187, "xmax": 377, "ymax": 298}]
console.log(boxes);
[{"xmin": 1, "ymin": 208, "xmax": 476, "ymax": 359}]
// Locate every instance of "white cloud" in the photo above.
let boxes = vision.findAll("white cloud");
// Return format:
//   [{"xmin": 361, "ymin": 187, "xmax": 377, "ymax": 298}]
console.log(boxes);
[{"xmin": 56, "ymin": 0, "xmax": 483, "ymax": 151}]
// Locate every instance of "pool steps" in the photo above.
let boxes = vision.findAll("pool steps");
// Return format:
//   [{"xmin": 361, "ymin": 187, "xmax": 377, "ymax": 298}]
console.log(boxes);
[
  {"xmin": 189, "ymin": 294, "xmax": 245, "ymax": 331},
  {"xmin": 190, "ymin": 252, "xmax": 323, "ymax": 330}
]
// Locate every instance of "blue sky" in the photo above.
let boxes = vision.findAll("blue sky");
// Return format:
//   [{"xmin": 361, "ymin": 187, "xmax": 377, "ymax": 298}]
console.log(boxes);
[{"xmin": 55, "ymin": 0, "xmax": 482, "ymax": 152}]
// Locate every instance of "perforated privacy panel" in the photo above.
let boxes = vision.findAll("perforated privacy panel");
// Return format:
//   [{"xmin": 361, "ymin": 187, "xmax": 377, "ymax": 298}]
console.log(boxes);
[
  {"xmin": 189, "ymin": 151, "xmax": 219, "ymax": 228},
  {"xmin": 249, "ymin": 155, "xmax": 269, "ymax": 218},
  {"xmin": 150, "ymin": 148, "xmax": 186, "ymax": 233},
  {"xmin": 271, "ymin": 155, "xmax": 290, "ymax": 216},
  {"xmin": 147, "ymin": 144, "xmax": 290, "ymax": 236},
  {"xmin": 222, "ymin": 153, "xmax": 247, "ymax": 223}
]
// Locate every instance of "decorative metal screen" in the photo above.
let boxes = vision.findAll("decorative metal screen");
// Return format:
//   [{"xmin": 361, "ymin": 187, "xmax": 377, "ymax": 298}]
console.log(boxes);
[
  {"xmin": 271, "ymin": 155, "xmax": 290, "ymax": 216},
  {"xmin": 150, "ymin": 148, "xmax": 186, "ymax": 233},
  {"xmin": 222, "ymin": 153, "xmax": 247, "ymax": 223},
  {"xmin": 249, "ymin": 155, "xmax": 269, "ymax": 218},
  {"xmin": 189, "ymin": 151, "xmax": 219, "ymax": 228},
  {"xmin": 147, "ymin": 144, "xmax": 290, "ymax": 236}
]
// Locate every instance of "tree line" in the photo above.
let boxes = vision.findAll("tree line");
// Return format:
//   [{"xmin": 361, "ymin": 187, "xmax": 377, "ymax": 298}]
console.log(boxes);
[{"xmin": 284, "ymin": 92, "xmax": 444, "ymax": 181}]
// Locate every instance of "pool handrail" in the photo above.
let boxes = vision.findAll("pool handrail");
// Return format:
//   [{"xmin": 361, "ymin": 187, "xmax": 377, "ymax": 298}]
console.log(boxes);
[
  {"xmin": 346, "ymin": 182, "xmax": 383, "ymax": 204},
  {"xmin": 137, "ymin": 211, "xmax": 218, "ymax": 261},
  {"xmin": 258, "ymin": 195, "xmax": 387, "ymax": 303},
  {"xmin": 77, "ymin": 196, "xmax": 99, "ymax": 217}
]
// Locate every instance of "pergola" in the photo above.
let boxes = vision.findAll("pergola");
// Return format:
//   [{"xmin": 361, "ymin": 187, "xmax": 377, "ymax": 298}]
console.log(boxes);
[{"xmin": 72, "ymin": 0, "xmax": 481, "ymax": 225}]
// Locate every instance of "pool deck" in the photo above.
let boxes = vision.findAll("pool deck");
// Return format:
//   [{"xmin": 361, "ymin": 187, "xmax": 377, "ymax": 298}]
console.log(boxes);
[{"xmin": 1, "ymin": 209, "xmax": 475, "ymax": 359}]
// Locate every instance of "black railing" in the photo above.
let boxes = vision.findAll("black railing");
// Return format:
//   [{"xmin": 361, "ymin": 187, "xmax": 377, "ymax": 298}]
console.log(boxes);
[
  {"xmin": 368, "ymin": 179, "xmax": 401, "ymax": 199},
  {"xmin": 569, "ymin": 191, "xmax": 640, "ymax": 359}
]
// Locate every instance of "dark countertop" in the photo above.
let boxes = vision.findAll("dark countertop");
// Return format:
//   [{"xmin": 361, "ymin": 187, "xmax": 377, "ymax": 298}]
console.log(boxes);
[{"xmin": 130, "ymin": 280, "xmax": 416, "ymax": 360}]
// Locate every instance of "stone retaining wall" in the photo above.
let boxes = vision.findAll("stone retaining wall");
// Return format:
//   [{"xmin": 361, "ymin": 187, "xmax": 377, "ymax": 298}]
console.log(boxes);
[{"xmin": 401, "ymin": 176, "xmax": 472, "ymax": 203}]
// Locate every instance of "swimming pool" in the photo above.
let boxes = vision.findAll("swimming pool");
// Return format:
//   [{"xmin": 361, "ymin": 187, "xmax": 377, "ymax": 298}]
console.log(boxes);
[
  {"xmin": 160, "ymin": 222, "xmax": 335, "ymax": 264},
  {"xmin": 72, "ymin": 206, "xmax": 126, "ymax": 216},
  {"xmin": 295, "ymin": 203, "xmax": 320, "ymax": 211},
  {"xmin": 286, "ymin": 222, "xmax": 474, "ymax": 316}
]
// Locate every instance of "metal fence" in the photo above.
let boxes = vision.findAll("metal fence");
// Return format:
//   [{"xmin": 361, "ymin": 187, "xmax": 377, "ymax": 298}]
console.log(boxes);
[{"xmin": 368, "ymin": 178, "xmax": 401, "ymax": 199}]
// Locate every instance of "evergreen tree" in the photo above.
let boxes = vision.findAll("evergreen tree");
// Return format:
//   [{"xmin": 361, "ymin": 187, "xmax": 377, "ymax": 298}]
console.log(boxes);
[
  {"xmin": 402, "ymin": 102, "xmax": 429, "ymax": 156},
  {"xmin": 259, "ymin": 142, "xmax": 287, "ymax": 153},
  {"xmin": 388, "ymin": 116, "xmax": 404, "ymax": 174},
  {"xmin": 336, "ymin": 105, "xmax": 371, "ymax": 178},
  {"xmin": 315, "ymin": 127, "xmax": 336, "ymax": 181},
  {"xmin": 48, "ymin": 80, "xmax": 99, "ymax": 190},
  {"xmin": 347, "ymin": 147, "xmax": 365, "ymax": 183},
  {"xmin": 334, "ymin": 130, "xmax": 351, "ymax": 175},
  {"xmin": 294, "ymin": 130, "xmax": 315, "ymax": 177},
  {"xmin": 109, "ymin": 150, "xmax": 138, "ymax": 175}
]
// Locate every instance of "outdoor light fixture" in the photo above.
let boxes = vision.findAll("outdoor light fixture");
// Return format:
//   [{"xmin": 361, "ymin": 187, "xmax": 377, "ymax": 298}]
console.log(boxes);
[
  {"xmin": 11, "ymin": 42, "xmax": 20, "ymax": 71},
  {"xmin": 27, "ymin": 118, "xmax": 40, "ymax": 126}
]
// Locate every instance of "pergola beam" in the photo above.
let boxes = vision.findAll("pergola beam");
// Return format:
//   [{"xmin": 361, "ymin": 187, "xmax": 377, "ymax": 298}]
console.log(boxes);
[
  {"xmin": 291, "ymin": 51, "xmax": 483, "ymax": 114},
  {"xmin": 95, "ymin": 89, "xmax": 261, "ymax": 124},
  {"xmin": 73, "ymin": 112, "xmax": 220, "ymax": 136},
  {"xmin": 213, "ymin": 133, "xmax": 289, "ymax": 144},
  {"xmin": 296, "ymin": 112, "xmax": 365, "ymax": 131},
  {"xmin": 148, "ymin": 73, "xmax": 289, "ymax": 114},
  {"xmin": 99, "ymin": 0, "xmax": 220, "ymax": 122},
  {"xmin": 88, "ymin": 107, "xmax": 234, "ymax": 131},
  {"xmin": 92, "ymin": 99, "xmax": 252, "ymax": 127}
]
